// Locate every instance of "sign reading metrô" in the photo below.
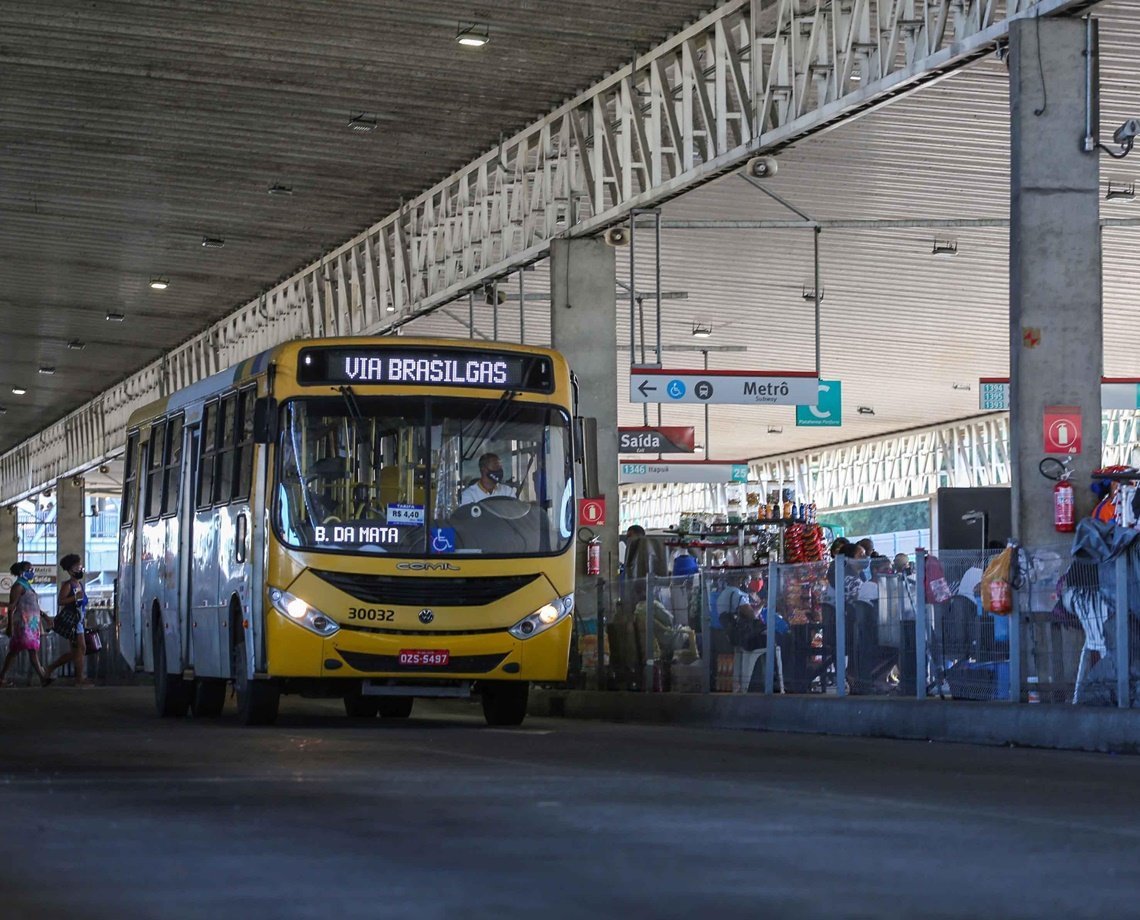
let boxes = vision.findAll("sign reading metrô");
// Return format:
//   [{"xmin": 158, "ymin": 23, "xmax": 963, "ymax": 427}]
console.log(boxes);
[
  {"xmin": 297, "ymin": 346, "xmax": 554, "ymax": 393},
  {"xmin": 618, "ymin": 426, "xmax": 696, "ymax": 454},
  {"xmin": 630, "ymin": 368, "xmax": 818, "ymax": 405}
]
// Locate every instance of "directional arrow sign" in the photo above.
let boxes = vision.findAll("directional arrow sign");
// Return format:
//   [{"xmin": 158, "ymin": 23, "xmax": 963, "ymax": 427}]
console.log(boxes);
[{"xmin": 630, "ymin": 368, "xmax": 818, "ymax": 405}]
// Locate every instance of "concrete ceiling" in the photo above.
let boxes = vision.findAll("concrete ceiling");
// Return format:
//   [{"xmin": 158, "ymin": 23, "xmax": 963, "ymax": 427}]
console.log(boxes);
[
  {"xmin": 3, "ymin": 0, "xmax": 1138, "ymax": 470},
  {"xmin": 0, "ymin": 0, "xmax": 714, "ymax": 452}
]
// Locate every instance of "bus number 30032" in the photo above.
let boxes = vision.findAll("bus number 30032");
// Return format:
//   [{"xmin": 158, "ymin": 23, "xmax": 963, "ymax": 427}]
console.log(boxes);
[{"xmin": 347, "ymin": 607, "xmax": 396, "ymax": 622}]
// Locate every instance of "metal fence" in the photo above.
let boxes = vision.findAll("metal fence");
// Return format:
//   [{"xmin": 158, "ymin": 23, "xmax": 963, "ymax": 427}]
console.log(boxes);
[
  {"xmin": 0, "ymin": 601, "xmax": 134, "ymax": 685},
  {"xmin": 600, "ymin": 537, "xmax": 1140, "ymax": 709}
]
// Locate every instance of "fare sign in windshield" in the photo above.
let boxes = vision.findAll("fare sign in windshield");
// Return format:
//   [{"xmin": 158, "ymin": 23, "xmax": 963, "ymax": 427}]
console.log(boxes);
[{"xmin": 297, "ymin": 347, "xmax": 554, "ymax": 393}]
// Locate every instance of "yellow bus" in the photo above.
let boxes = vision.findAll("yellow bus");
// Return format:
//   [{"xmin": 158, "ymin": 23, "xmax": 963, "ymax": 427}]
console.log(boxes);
[{"xmin": 118, "ymin": 337, "xmax": 578, "ymax": 725}]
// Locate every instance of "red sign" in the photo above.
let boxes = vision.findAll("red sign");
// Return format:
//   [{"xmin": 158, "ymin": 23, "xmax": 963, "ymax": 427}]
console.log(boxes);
[
  {"xmin": 1044, "ymin": 406, "xmax": 1082, "ymax": 454},
  {"xmin": 619, "ymin": 426, "xmax": 697, "ymax": 454},
  {"xmin": 578, "ymin": 497, "xmax": 607, "ymax": 527}
]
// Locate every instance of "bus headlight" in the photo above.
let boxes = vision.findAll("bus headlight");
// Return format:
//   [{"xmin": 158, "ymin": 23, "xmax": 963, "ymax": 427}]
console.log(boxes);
[
  {"xmin": 508, "ymin": 594, "xmax": 574, "ymax": 640},
  {"xmin": 269, "ymin": 588, "xmax": 339, "ymax": 637}
]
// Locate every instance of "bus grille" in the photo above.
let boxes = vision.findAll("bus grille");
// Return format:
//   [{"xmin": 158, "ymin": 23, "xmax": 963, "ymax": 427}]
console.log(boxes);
[
  {"xmin": 336, "ymin": 650, "xmax": 509, "ymax": 674},
  {"xmin": 312, "ymin": 572, "xmax": 538, "ymax": 607}
]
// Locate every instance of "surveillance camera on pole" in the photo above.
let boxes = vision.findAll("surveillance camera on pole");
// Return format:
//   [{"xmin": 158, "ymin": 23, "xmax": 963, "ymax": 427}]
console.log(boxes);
[
  {"xmin": 603, "ymin": 226, "xmax": 630, "ymax": 247},
  {"xmin": 743, "ymin": 156, "xmax": 778, "ymax": 179}
]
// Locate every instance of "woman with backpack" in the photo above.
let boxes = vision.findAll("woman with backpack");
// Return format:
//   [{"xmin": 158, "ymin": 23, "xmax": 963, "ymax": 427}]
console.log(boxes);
[
  {"xmin": 44, "ymin": 553, "xmax": 93, "ymax": 687},
  {"xmin": 0, "ymin": 561, "xmax": 52, "ymax": 687}
]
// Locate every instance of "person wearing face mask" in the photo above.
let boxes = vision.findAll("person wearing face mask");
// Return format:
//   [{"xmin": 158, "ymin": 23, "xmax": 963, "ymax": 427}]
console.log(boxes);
[
  {"xmin": 0, "ymin": 561, "xmax": 51, "ymax": 687},
  {"xmin": 44, "ymin": 553, "xmax": 93, "ymax": 687},
  {"xmin": 459, "ymin": 453, "xmax": 516, "ymax": 505}
]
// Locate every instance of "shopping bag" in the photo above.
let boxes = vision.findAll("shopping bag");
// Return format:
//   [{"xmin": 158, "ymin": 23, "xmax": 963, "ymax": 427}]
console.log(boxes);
[
  {"xmin": 981, "ymin": 547, "xmax": 1014, "ymax": 614},
  {"xmin": 924, "ymin": 555, "xmax": 952, "ymax": 604}
]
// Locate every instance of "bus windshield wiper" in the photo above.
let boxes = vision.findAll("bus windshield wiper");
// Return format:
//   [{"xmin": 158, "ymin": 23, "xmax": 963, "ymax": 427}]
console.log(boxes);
[{"xmin": 462, "ymin": 389, "xmax": 517, "ymax": 460}]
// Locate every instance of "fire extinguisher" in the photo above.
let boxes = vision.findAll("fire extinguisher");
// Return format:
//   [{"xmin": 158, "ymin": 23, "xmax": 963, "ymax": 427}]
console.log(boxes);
[
  {"xmin": 1054, "ymin": 472, "xmax": 1075, "ymax": 533},
  {"xmin": 585, "ymin": 537, "xmax": 601, "ymax": 576}
]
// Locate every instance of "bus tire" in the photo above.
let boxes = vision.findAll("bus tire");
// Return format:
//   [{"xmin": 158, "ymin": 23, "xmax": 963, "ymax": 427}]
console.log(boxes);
[
  {"xmin": 232, "ymin": 637, "xmax": 279, "ymax": 726},
  {"xmin": 378, "ymin": 697, "xmax": 414, "ymax": 719},
  {"xmin": 481, "ymin": 681, "xmax": 529, "ymax": 727},
  {"xmin": 343, "ymin": 695, "xmax": 381, "ymax": 718},
  {"xmin": 153, "ymin": 625, "xmax": 191, "ymax": 719},
  {"xmin": 191, "ymin": 678, "xmax": 227, "ymax": 717}
]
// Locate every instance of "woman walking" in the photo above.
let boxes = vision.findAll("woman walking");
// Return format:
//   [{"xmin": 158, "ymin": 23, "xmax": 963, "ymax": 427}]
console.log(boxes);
[
  {"xmin": 0, "ymin": 561, "xmax": 51, "ymax": 687},
  {"xmin": 45, "ymin": 553, "xmax": 92, "ymax": 687}
]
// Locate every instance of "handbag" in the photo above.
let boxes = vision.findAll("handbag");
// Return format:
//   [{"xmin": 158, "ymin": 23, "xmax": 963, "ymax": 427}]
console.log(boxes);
[
  {"xmin": 84, "ymin": 629, "xmax": 103, "ymax": 654},
  {"xmin": 54, "ymin": 604, "xmax": 81, "ymax": 641}
]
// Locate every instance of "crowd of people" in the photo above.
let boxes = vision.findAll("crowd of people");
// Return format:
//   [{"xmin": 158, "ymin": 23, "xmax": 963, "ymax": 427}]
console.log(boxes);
[{"xmin": 0, "ymin": 553, "xmax": 93, "ymax": 688}]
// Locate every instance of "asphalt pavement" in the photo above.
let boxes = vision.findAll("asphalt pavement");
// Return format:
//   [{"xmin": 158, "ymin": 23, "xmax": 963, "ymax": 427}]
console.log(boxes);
[{"xmin": 2, "ymin": 686, "xmax": 1139, "ymax": 919}]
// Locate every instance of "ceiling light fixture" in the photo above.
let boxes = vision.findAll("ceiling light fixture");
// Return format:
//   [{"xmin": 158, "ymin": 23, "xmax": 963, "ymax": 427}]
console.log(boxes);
[
  {"xmin": 456, "ymin": 22, "xmax": 490, "ymax": 47},
  {"xmin": 0, "ymin": 406, "xmax": 7, "ymax": 415},
  {"xmin": 1105, "ymin": 181, "xmax": 1136, "ymax": 201},
  {"xmin": 267, "ymin": 183, "xmax": 294, "ymax": 196},
  {"xmin": 106, "ymin": 312, "xmax": 126, "ymax": 322},
  {"xmin": 38, "ymin": 367, "xmax": 55, "ymax": 376},
  {"xmin": 952, "ymin": 383, "xmax": 972, "ymax": 391},
  {"xmin": 801, "ymin": 284, "xmax": 824, "ymax": 302},
  {"xmin": 201, "ymin": 236, "xmax": 226, "ymax": 249},
  {"xmin": 932, "ymin": 239, "xmax": 958, "ymax": 256},
  {"xmin": 67, "ymin": 340, "xmax": 86, "ymax": 351},
  {"xmin": 149, "ymin": 277, "xmax": 169, "ymax": 290},
  {"xmin": 857, "ymin": 406, "xmax": 875, "ymax": 416},
  {"xmin": 767, "ymin": 426, "xmax": 783, "ymax": 434},
  {"xmin": 691, "ymin": 322, "xmax": 713, "ymax": 339},
  {"xmin": 11, "ymin": 388, "xmax": 26, "ymax": 396},
  {"xmin": 347, "ymin": 113, "xmax": 378, "ymax": 133}
]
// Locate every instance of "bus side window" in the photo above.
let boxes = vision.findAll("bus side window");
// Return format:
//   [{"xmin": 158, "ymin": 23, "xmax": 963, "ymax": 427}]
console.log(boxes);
[
  {"xmin": 198, "ymin": 402, "xmax": 218, "ymax": 509},
  {"xmin": 122, "ymin": 431, "xmax": 139, "ymax": 527},
  {"xmin": 233, "ymin": 389, "xmax": 256, "ymax": 502},
  {"xmin": 144, "ymin": 420, "xmax": 166, "ymax": 521},
  {"xmin": 161, "ymin": 415, "xmax": 183, "ymax": 517},
  {"xmin": 216, "ymin": 394, "xmax": 238, "ymax": 503}
]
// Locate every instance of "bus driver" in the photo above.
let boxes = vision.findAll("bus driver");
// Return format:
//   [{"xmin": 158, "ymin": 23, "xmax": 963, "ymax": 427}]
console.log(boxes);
[{"xmin": 459, "ymin": 453, "xmax": 516, "ymax": 505}]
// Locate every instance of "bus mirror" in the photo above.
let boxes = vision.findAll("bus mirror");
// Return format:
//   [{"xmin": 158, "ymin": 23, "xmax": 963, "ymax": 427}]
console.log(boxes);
[
  {"xmin": 575, "ymin": 417, "xmax": 599, "ymax": 498},
  {"xmin": 253, "ymin": 397, "xmax": 278, "ymax": 444}
]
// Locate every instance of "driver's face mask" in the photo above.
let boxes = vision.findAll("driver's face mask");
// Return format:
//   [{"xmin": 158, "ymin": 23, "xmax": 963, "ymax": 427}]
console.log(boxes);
[{"xmin": 486, "ymin": 467, "xmax": 504, "ymax": 483}]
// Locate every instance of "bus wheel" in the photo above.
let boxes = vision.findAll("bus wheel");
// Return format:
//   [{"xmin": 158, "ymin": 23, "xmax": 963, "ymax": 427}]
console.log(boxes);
[
  {"xmin": 378, "ymin": 697, "xmax": 414, "ymax": 719},
  {"xmin": 343, "ymin": 695, "xmax": 381, "ymax": 718},
  {"xmin": 232, "ymin": 637, "xmax": 280, "ymax": 726},
  {"xmin": 481, "ymin": 682, "xmax": 529, "ymax": 727},
  {"xmin": 191, "ymin": 678, "xmax": 227, "ymax": 717},
  {"xmin": 153, "ymin": 629, "xmax": 191, "ymax": 719}
]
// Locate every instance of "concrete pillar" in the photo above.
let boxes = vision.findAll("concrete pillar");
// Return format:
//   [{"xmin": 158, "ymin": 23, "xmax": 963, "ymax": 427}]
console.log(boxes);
[
  {"xmin": 550, "ymin": 238, "xmax": 619, "ymax": 623},
  {"xmin": 1009, "ymin": 17, "xmax": 1102, "ymax": 547},
  {"xmin": 0, "ymin": 505, "xmax": 18, "ymax": 567},
  {"xmin": 56, "ymin": 476, "xmax": 87, "ymax": 569}
]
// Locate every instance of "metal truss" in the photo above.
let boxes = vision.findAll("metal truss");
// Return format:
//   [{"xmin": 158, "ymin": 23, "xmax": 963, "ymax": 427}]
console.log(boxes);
[
  {"xmin": 621, "ymin": 412, "xmax": 1140, "ymax": 528},
  {"xmin": 0, "ymin": 0, "xmax": 1095, "ymax": 501}
]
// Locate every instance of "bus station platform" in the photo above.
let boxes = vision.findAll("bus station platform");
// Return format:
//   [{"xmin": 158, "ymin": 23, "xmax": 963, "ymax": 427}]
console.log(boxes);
[{"xmin": 531, "ymin": 689, "xmax": 1140, "ymax": 756}]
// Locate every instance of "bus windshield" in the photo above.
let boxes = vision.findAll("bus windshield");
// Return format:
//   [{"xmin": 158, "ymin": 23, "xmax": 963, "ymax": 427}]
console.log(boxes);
[{"xmin": 274, "ymin": 395, "xmax": 574, "ymax": 558}]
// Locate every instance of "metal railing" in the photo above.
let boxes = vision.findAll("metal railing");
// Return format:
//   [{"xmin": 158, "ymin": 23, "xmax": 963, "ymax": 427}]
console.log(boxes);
[{"xmin": 594, "ymin": 534, "xmax": 1140, "ymax": 709}]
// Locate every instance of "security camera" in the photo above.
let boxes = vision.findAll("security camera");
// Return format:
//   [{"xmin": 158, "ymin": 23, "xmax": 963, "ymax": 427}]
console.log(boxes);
[
  {"xmin": 743, "ymin": 156, "xmax": 778, "ymax": 179},
  {"xmin": 603, "ymin": 227, "xmax": 630, "ymax": 247},
  {"xmin": 1113, "ymin": 119, "xmax": 1140, "ymax": 146}
]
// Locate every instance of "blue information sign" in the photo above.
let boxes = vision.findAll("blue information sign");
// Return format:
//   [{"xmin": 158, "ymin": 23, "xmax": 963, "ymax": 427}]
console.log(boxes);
[{"xmin": 795, "ymin": 380, "xmax": 842, "ymax": 427}]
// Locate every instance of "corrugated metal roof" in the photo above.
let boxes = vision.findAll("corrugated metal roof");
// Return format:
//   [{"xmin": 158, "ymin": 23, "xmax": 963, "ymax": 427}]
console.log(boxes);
[{"xmin": 2, "ymin": 0, "xmax": 1138, "ymax": 466}]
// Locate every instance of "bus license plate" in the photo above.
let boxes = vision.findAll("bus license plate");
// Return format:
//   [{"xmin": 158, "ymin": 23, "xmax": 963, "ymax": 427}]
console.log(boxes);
[{"xmin": 399, "ymin": 649, "xmax": 450, "ymax": 667}]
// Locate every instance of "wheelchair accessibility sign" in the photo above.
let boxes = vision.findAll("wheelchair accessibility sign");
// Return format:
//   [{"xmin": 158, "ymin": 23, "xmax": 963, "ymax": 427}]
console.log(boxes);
[{"xmin": 430, "ymin": 527, "xmax": 456, "ymax": 553}]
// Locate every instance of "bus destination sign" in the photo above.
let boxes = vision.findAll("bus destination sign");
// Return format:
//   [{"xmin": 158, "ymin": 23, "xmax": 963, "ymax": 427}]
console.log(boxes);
[{"xmin": 298, "ymin": 347, "xmax": 554, "ymax": 392}]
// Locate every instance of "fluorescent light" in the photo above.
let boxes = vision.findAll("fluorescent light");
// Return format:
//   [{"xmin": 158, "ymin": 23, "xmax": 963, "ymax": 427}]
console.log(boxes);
[
  {"xmin": 201, "ymin": 237, "xmax": 225, "ymax": 249},
  {"xmin": 1106, "ymin": 182, "xmax": 1136, "ymax": 201},
  {"xmin": 67, "ymin": 340, "xmax": 86, "ymax": 351},
  {"xmin": 456, "ymin": 22, "xmax": 490, "ymax": 46},
  {"xmin": 267, "ymin": 184, "xmax": 294, "ymax": 196},
  {"xmin": 149, "ymin": 277, "xmax": 169, "ymax": 290},
  {"xmin": 691, "ymin": 322, "xmax": 713, "ymax": 338},
  {"xmin": 38, "ymin": 367, "xmax": 55, "ymax": 376},
  {"xmin": 0, "ymin": 406, "xmax": 7, "ymax": 415},
  {"xmin": 11, "ymin": 388, "xmax": 26, "ymax": 396},
  {"xmin": 857, "ymin": 406, "xmax": 875, "ymax": 416},
  {"xmin": 347, "ymin": 113, "xmax": 377, "ymax": 133},
  {"xmin": 932, "ymin": 239, "xmax": 958, "ymax": 256},
  {"xmin": 106, "ymin": 312, "xmax": 126, "ymax": 322}
]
